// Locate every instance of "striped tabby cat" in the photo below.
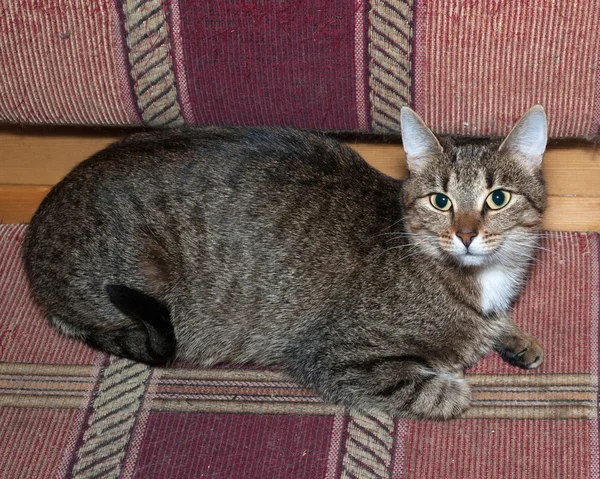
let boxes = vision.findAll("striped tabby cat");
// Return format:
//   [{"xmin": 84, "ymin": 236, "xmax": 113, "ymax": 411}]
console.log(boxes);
[{"xmin": 23, "ymin": 106, "xmax": 547, "ymax": 420}]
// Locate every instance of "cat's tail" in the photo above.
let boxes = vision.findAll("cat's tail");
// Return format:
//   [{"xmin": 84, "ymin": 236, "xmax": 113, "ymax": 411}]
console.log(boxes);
[{"xmin": 97, "ymin": 284, "xmax": 177, "ymax": 366}]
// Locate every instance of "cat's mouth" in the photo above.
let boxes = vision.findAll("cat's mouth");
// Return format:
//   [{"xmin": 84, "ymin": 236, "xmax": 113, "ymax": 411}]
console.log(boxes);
[
  {"xmin": 445, "ymin": 235, "xmax": 497, "ymax": 267},
  {"xmin": 454, "ymin": 250, "xmax": 488, "ymax": 267}
]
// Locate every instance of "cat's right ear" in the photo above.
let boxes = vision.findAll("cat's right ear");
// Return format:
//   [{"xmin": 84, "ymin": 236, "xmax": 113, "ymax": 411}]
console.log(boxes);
[
  {"xmin": 498, "ymin": 105, "xmax": 547, "ymax": 169},
  {"xmin": 400, "ymin": 107, "xmax": 443, "ymax": 173}
]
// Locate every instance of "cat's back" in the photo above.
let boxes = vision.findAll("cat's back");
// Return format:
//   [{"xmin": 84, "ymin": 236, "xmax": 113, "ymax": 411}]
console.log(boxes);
[
  {"xmin": 24, "ymin": 126, "xmax": 400, "ymax": 298},
  {"xmin": 33, "ymin": 126, "xmax": 381, "ymax": 208}
]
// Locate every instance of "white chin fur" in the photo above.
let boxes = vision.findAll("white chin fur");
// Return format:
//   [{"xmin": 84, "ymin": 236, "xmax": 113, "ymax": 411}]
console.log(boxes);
[
  {"xmin": 456, "ymin": 253, "xmax": 487, "ymax": 267},
  {"xmin": 451, "ymin": 235, "xmax": 489, "ymax": 267}
]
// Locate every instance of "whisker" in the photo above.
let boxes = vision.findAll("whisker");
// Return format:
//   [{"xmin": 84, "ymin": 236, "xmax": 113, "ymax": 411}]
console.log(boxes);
[
  {"xmin": 384, "ymin": 234, "xmax": 438, "ymax": 244},
  {"xmin": 371, "ymin": 231, "xmax": 423, "ymax": 240},
  {"xmin": 502, "ymin": 241, "xmax": 565, "ymax": 259},
  {"xmin": 383, "ymin": 241, "xmax": 416, "ymax": 247},
  {"xmin": 503, "ymin": 232, "xmax": 556, "ymax": 239},
  {"xmin": 375, "ymin": 231, "xmax": 424, "ymax": 238},
  {"xmin": 397, "ymin": 250, "xmax": 426, "ymax": 262},
  {"xmin": 511, "ymin": 253, "xmax": 538, "ymax": 262},
  {"xmin": 377, "ymin": 216, "xmax": 408, "ymax": 234}
]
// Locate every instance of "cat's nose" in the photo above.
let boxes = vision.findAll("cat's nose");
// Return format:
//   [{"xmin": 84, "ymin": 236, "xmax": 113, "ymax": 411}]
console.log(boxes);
[{"xmin": 456, "ymin": 229, "xmax": 477, "ymax": 248}]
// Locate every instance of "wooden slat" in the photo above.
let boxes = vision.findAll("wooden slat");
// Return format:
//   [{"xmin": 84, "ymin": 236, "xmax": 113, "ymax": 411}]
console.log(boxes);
[
  {"xmin": 1, "ymin": 132, "xmax": 598, "ymax": 197},
  {"xmin": 1, "ymin": 184, "xmax": 597, "ymax": 231},
  {"xmin": 0, "ymin": 185, "xmax": 51, "ymax": 224},
  {"xmin": 0, "ymin": 131, "xmax": 121, "ymax": 185},
  {"xmin": 545, "ymin": 196, "xmax": 600, "ymax": 232}
]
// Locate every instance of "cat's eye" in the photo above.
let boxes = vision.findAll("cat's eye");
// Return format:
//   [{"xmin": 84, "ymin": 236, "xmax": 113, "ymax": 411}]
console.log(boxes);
[
  {"xmin": 486, "ymin": 189, "xmax": 511, "ymax": 210},
  {"xmin": 429, "ymin": 193, "xmax": 452, "ymax": 211}
]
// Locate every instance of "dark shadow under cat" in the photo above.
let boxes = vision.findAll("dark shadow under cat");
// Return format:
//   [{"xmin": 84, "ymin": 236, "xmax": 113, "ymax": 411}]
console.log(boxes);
[{"xmin": 23, "ymin": 107, "xmax": 547, "ymax": 420}]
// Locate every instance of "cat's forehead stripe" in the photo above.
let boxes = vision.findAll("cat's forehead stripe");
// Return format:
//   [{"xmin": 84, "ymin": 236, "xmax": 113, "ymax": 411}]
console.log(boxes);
[
  {"xmin": 447, "ymin": 170, "xmax": 488, "ymax": 211},
  {"xmin": 452, "ymin": 144, "xmax": 491, "ymax": 164}
]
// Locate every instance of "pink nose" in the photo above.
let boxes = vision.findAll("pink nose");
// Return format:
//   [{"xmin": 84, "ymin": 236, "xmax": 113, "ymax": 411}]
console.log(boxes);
[{"xmin": 456, "ymin": 230, "xmax": 477, "ymax": 248}]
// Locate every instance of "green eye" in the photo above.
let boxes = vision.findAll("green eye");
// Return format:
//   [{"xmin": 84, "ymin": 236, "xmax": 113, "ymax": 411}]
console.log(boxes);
[
  {"xmin": 430, "ymin": 193, "xmax": 452, "ymax": 211},
  {"xmin": 486, "ymin": 189, "xmax": 511, "ymax": 210}
]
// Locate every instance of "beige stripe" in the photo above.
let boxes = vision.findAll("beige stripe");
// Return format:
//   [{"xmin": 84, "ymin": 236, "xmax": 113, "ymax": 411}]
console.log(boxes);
[
  {"xmin": 0, "ymin": 379, "xmax": 93, "ymax": 392},
  {"xmin": 464, "ymin": 405, "xmax": 594, "ymax": 420},
  {"xmin": 157, "ymin": 384, "xmax": 316, "ymax": 396},
  {"xmin": 2, "ymin": 361, "xmax": 594, "ymax": 419},
  {"xmin": 159, "ymin": 368, "xmax": 289, "ymax": 381},
  {"xmin": 151, "ymin": 398, "xmax": 342, "ymax": 415},
  {"xmin": 468, "ymin": 373, "xmax": 592, "ymax": 387},
  {"xmin": 473, "ymin": 390, "xmax": 595, "ymax": 402},
  {"xmin": 0, "ymin": 394, "xmax": 85, "ymax": 409},
  {"xmin": 341, "ymin": 409, "xmax": 395, "ymax": 479},
  {"xmin": 162, "ymin": 369, "xmax": 591, "ymax": 387},
  {"xmin": 71, "ymin": 357, "xmax": 152, "ymax": 479},
  {"xmin": 119, "ymin": 368, "xmax": 164, "ymax": 479},
  {"xmin": 148, "ymin": 395, "xmax": 593, "ymax": 419},
  {"xmin": 122, "ymin": 0, "xmax": 184, "ymax": 126},
  {"xmin": 2, "ymin": 362, "xmax": 592, "ymax": 389},
  {"xmin": 368, "ymin": 0, "xmax": 414, "ymax": 132},
  {"xmin": 0, "ymin": 363, "xmax": 96, "ymax": 376}
]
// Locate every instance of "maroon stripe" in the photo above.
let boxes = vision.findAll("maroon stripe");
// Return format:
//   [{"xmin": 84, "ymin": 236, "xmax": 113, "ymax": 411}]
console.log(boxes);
[
  {"xmin": 178, "ymin": 0, "xmax": 359, "ymax": 130},
  {"xmin": 132, "ymin": 413, "xmax": 334, "ymax": 478}
]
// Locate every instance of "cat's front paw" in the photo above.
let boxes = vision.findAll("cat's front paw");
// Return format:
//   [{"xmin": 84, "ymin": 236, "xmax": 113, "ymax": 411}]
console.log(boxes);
[
  {"xmin": 406, "ymin": 371, "xmax": 471, "ymax": 420},
  {"xmin": 498, "ymin": 334, "xmax": 544, "ymax": 369}
]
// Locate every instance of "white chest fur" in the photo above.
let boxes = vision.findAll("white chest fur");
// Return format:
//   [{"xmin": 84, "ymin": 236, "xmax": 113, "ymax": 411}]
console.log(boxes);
[{"xmin": 479, "ymin": 266, "xmax": 522, "ymax": 315}]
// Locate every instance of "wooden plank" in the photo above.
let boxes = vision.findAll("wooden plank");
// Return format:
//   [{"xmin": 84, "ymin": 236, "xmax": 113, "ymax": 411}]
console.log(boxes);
[
  {"xmin": 1, "ymin": 132, "xmax": 598, "ymax": 197},
  {"xmin": 1, "ymin": 184, "xmax": 597, "ymax": 231},
  {"xmin": 0, "ymin": 185, "xmax": 51, "ymax": 224},
  {"xmin": 0, "ymin": 131, "xmax": 121, "ymax": 185},
  {"xmin": 545, "ymin": 196, "xmax": 600, "ymax": 232}
]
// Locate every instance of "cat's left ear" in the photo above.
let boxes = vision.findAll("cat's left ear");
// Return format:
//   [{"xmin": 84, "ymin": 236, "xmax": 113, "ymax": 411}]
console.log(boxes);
[
  {"xmin": 498, "ymin": 105, "xmax": 547, "ymax": 169},
  {"xmin": 401, "ymin": 107, "xmax": 443, "ymax": 173}
]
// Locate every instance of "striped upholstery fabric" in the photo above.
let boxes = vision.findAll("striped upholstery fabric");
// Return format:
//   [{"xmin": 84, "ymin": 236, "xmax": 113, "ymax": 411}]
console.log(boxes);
[
  {"xmin": 1, "ymin": 1, "xmax": 600, "ymax": 138},
  {"xmin": 1, "ymin": 225, "xmax": 599, "ymax": 478}
]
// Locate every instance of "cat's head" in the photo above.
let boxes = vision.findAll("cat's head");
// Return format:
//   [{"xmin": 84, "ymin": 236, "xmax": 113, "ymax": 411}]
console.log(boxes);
[{"xmin": 400, "ymin": 106, "xmax": 547, "ymax": 268}]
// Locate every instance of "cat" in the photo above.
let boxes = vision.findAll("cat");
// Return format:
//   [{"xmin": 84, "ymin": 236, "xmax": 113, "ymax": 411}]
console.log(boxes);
[{"xmin": 23, "ymin": 106, "xmax": 547, "ymax": 420}]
